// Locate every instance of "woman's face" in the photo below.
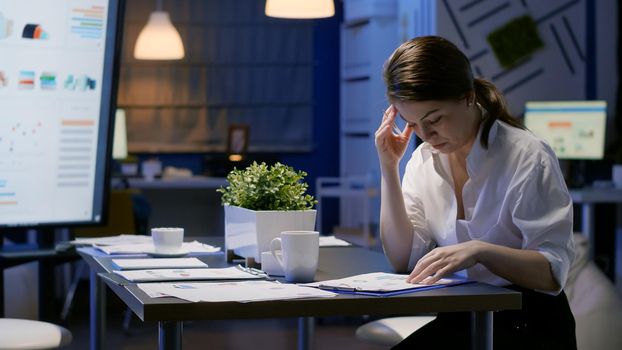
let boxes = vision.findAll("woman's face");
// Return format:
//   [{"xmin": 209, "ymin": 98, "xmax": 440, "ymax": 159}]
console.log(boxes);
[{"xmin": 393, "ymin": 98, "xmax": 481, "ymax": 156}]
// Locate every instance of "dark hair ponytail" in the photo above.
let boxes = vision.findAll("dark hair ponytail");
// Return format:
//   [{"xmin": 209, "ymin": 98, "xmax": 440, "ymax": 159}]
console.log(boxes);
[
  {"xmin": 473, "ymin": 78, "xmax": 524, "ymax": 148},
  {"xmin": 384, "ymin": 36, "xmax": 524, "ymax": 149}
]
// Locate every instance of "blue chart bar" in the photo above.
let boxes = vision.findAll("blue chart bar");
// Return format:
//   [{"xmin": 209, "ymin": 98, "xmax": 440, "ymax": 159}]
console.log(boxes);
[
  {"xmin": 0, "ymin": 180, "xmax": 17, "ymax": 204},
  {"xmin": 70, "ymin": 6, "xmax": 104, "ymax": 39}
]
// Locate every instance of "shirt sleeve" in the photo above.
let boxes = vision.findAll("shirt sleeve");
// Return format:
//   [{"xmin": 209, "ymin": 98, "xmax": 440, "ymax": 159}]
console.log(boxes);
[
  {"xmin": 402, "ymin": 153, "xmax": 436, "ymax": 271},
  {"xmin": 510, "ymin": 156, "xmax": 575, "ymax": 295}
]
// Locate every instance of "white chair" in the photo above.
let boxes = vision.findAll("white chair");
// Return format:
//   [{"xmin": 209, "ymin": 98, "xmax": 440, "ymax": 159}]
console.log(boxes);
[
  {"xmin": 0, "ymin": 318, "xmax": 72, "ymax": 349},
  {"xmin": 565, "ymin": 233, "xmax": 622, "ymax": 350},
  {"xmin": 355, "ymin": 316, "xmax": 435, "ymax": 347}
]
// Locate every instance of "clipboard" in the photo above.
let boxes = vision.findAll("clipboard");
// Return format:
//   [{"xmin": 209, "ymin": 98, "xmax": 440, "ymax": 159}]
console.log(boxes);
[
  {"xmin": 317, "ymin": 279, "xmax": 474, "ymax": 297},
  {"xmin": 305, "ymin": 272, "xmax": 473, "ymax": 297}
]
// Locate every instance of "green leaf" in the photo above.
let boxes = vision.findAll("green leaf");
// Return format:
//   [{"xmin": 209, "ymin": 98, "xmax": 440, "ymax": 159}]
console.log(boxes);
[{"xmin": 217, "ymin": 161, "xmax": 317, "ymax": 210}]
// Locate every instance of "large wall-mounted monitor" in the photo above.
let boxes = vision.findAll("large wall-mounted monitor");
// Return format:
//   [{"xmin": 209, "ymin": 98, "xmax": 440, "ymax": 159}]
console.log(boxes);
[
  {"xmin": 0, "ymin": 0, "xmax": 124, "ymax": 228},
  {"xmin": 524, "ymin": 101, "xmax": 607, "ymax": 160}
]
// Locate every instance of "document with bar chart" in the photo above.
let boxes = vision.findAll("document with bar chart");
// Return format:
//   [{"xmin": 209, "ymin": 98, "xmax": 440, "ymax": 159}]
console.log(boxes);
[{"xmin": 0, "ymin": 0, "xmax": 123, "ymax": 227}]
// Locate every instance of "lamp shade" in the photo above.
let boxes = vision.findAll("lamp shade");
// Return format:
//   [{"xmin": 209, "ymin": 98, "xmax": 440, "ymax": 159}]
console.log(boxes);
[
  {"xmin": 265, "ymin": 0, "xmax": 334, "ymax": 19},
  {"xmin": 112, "ymin": 109, "xmax": 128, "ymax": 160},
  {"xmin": 134, "ymin": 11, "xmax": 184, "ymax": 60}
]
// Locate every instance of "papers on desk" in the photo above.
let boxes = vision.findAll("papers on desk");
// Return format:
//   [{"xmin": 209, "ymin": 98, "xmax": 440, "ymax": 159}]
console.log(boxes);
[
  {"xmin": 111, "ymin": 258, "xmax": 208, "ymax": 270},
  {"xmin": 70, "ymin": 235, "xmax": 221, "ymax": 255},
  {"xmin": 114, "ymin": 267, "xmax": 265, "ymax": 282},
  {"xmin": 94, "ymin": 240, "xmax": 221, "ymax": 255},
  {"xmin": 137, "ymin": 280, "xmax": 337, "ymax": 303},
  {"xmin": 303, "ymin": 272, "xmax": 472, "ymax": 296},
  {"xmin": 319, "ymin": 235, "xmax": 352, "ymax": 247},
  {"xmin": 71, "ymin": 234, "xmax": 152, "ymax": 246}
]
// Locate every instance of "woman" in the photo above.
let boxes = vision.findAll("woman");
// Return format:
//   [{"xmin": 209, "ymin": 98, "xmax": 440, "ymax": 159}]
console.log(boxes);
[{"xmin": 375, "ymin": 36, "xmax": 576, "ymax": 349}]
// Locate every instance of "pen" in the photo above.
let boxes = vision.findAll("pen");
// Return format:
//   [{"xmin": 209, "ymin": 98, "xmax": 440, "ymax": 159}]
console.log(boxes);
[
  {"xmin": 99, "ymin": 273, "xmax": 131, "ymax": 287},
  {"xmin": 250, "ymin": 267, "xmax": 267, "ymax": 275},
  {"xmin": 236, "ymin": 264, "xmax": 268, "ymax": 276},
  {"xmin": 317, "ymin": 284, "xmax": 358, "ymax": 292}
]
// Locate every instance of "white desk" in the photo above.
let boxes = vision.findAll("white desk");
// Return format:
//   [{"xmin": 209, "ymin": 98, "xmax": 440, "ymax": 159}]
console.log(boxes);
[
  {"xmin": 118, "ymin": 176, "xmax": 227, "ymax": 189},
  {"xmin": 569, "ymin": 187, "xmax": 622, "ymax": 291}
]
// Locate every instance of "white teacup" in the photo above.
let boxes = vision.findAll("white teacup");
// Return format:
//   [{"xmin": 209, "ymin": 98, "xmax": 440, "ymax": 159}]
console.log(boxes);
[
  {"xmin": 151, "ymin": 227, "xmax": 184, "ymax": 254},
  {"xmin": 270, "ymin": 230, "xmax": 319, "ymax": 283}
]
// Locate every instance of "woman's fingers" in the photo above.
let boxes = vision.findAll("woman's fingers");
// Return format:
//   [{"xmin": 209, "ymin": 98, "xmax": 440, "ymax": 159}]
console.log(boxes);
[
  {"xmin": 382, "ymin": 105, "xmax": 396, "ymax": 121},
  {"xmin": 408, "ymin": 259, "xmax": 445, "ymax": 284},
  {"xmin": 376, "ymin": 120, "xmax": 392, "ymax": 137},
  {"xmin": 423, "ymin": 266, "xmax": 453, "ymax": 284},
  {"xmin": 406, "ymin": 252, "xmax": 435, "ymax": 282},
  {"xmin": 379, "ymin": 108, "xmax": 397, "ymax": 131},
  {"xmin": 382, "ymin": 106, "xmax": 397, "ymax": 127}
]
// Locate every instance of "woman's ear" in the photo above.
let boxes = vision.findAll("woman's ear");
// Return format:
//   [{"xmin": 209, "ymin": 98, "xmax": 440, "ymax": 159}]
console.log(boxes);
[{"xmin": 466, "ymin": 91, "xmax": 475, "ymax": 106}]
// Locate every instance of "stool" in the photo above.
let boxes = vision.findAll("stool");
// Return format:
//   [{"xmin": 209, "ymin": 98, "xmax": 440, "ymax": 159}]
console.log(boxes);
[
  {"xmin": 355, "ymin": 316, "xmax": 436, "ymax": 347},
  {"xmin": 0, "ymin": 318, "xmax": 72, "ymax": 349}
]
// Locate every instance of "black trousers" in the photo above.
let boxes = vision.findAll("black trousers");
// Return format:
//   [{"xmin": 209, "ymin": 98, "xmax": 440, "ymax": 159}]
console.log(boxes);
[{"xmin": 392, "ymin": 285, "xmax": 576, "ymax": 350}]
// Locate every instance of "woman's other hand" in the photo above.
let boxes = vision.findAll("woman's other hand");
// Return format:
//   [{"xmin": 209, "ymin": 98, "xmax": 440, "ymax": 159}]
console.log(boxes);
[
  {"xmin": 406, "ymin": 241, "xmax": 484, "ymax": 284},
  {"xmin": 375, "ymin": 105, "xmax": 414, "ymax": 168}
]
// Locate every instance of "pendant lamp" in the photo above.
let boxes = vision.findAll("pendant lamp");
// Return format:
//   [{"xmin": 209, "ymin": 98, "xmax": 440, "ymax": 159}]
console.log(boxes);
[
  {"xmin": 265, "ymin": 0, "xmax": 335, "ymax": 19},
  {"xmin": 134, "ymin": 0, "xmax": 184, "ymax": 60}
]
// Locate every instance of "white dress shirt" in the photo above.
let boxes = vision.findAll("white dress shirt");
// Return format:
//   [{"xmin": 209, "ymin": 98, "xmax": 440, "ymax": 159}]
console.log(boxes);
[{"xmin": 402, "ymin": 120, "xmax": 575, "ymax": 294}]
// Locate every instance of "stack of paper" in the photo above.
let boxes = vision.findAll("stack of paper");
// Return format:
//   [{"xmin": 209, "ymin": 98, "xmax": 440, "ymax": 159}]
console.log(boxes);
[
  {"xmin": 71, "ymin": 234, "xmax": 152, "ymax": 246},
  {"xmin": 303, "ymin": 272, "xmax": 471, "ymax": 296},
  {"xmin": 114, "ymin": 267, "xmax": 265, "ymax": 282},
  {"xmin": 95, "ymin": 240, "xmax": 221, "ymax": 255},
  {"xmin": 71, "ymin": 234, "xmax": 221, "ymax": 255},
  {"xmin": 112, "ymin": 258, "xmax": 208, "ymax": 270},
  {"xmin": 319, "ymin": 235, "xmax": 352, "ymax": 247},
  {"xmin": 137, "ymin": 280, "xmax": 337, "ymax": 302}
]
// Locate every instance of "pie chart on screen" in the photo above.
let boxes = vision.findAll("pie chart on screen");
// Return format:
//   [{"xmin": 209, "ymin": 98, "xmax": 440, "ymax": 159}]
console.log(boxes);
[{"xmin": 22, "ymin": 23, "xmax": 48, "ymax": 39}]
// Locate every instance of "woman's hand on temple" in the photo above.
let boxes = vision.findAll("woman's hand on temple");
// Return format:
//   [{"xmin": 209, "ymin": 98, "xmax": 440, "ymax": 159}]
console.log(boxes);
[
  {"xmin": 375, "ymin": 105, "xmax": 414, "ymax": 168},
  {"xmin": 406, "ymin": 241, "xmax": 484, "ymax": 284}
]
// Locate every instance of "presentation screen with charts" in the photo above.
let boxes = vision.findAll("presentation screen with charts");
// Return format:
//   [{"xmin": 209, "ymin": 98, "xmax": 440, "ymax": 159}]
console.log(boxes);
[
  {"xmin": 524, "ymin": 100, "xmax": 607, "ymax": 160},
  {"xmin": 0, "ymin": 0, "xmax": 124, "ymax": 228}
]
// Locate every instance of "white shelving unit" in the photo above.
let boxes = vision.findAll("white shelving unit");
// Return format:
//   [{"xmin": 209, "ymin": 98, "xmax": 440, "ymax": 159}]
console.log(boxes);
[
  {"xmin": 333, "ymin": 0, "xmax": 400, "ymax": 242},
  {"xmin": 316, "ymin": 176, "xmax": 379, "ymax": 246}
]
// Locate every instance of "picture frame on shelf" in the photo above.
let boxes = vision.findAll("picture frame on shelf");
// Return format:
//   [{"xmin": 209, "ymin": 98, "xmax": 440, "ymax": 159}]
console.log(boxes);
[{"xmin": 227, "ymin": 124, "xmax": 250, "ymax": 156}]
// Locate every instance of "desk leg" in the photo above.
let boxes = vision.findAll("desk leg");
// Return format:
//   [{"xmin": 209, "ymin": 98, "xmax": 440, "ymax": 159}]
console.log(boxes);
[
  {"xmin": 471, "ymin": 311, "xmax": 493, "ymax": 350},
  {"xmin": 581, "ymin": 203, "xmax": 595, "ymax": 260},
  {"xmin": 159, "ymin": 321, "xmax": 183, "ymax": 350},
  {"xmin": 298, "ymin": 317, "xmax": 314, "ymax": 350},
  {"xmin": 616, "ymin": 204, "xmax": 622, "ymax": 296},
  {"xmin": 90, "ymin": 269, "xmax": 106, "ymax": 350}
]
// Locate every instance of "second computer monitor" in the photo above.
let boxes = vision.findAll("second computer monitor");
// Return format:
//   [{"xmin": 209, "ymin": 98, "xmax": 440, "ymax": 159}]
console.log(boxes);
[{"xmin": 524, "ymin": 101, "xmax": 607, "ymax": 160}]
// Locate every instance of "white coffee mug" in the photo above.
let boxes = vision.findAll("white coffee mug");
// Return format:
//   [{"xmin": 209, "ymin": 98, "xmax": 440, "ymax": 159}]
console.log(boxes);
[
  {"xmin": 270, "ymin": 231, "xmax": 319, "ymax": 283},
  {"xmin": 151, "ymin": 227, "xmax": 184, "ymax": 254},
  {"xmin": 613, "ymin": 165, "xmax": 622, "ymax": 189}
]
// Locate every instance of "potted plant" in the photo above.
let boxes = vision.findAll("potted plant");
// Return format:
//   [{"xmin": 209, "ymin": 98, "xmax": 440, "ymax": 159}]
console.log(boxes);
[{"xmin": 217, "ymin": 162, "xmax": 317, "ymax": 262}]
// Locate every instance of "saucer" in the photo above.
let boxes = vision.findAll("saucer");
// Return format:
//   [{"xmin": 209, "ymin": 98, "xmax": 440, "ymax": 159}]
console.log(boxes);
[{"xmin": 145, "ymin": 249, "xmax": 189, "ymax": 258}]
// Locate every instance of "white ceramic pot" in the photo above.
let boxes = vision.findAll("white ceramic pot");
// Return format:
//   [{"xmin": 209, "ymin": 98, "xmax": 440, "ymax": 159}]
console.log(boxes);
[{"xmin": 224, "ymin": 205, "xmax": 316, "ymax": 262}]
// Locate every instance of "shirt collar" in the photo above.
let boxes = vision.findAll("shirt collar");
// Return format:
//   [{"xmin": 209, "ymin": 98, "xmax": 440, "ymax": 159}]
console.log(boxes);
[{"xmin": 466, "ymin": 120, "xmax": 498, "ymax": 176}]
